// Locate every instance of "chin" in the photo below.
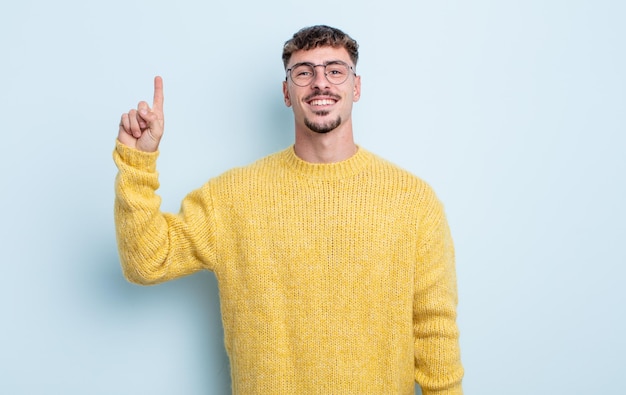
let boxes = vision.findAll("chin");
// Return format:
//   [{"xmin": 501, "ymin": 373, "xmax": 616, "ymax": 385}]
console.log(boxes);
[{"xmin": 304, "ymin": 116, "xmax": 342, "ymax": 134}]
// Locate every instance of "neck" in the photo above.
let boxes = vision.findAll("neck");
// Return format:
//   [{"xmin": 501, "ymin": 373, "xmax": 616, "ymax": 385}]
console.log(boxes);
[{"xmin": 293, "ymin": 123, "xmax": 357, "ymax": 163}]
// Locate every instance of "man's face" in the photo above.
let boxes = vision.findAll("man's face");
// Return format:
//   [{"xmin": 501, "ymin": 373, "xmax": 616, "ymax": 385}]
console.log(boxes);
[{"xmin": 282, "ymin": 46, "xmax": 361, "ymax": 135}]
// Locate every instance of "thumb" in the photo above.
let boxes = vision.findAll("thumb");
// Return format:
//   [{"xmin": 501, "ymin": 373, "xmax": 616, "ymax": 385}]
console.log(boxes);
[
  {"xmin": 140, "ymin": 100, "xmax": 163, "ymax": 131},
  {"xmin": 135, "ymin": 106, "xmax": 164, "ymax": 152}
]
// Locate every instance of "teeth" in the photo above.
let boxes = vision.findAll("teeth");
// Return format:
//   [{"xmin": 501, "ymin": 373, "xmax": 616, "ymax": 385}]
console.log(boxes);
[{"xmin": 310, "ymin": 99, "xmax": 335, "ymax": 106}]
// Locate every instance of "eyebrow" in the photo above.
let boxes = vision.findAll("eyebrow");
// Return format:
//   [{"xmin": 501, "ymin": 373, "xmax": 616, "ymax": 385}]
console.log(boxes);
[{"xmin": 288, "ymin": 60, "xmax": 347, "ymax": 69}]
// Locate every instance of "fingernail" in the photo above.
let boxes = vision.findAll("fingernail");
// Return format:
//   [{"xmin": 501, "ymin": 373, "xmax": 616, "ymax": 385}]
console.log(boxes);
[{"xmin": 140, "ymin": 109, "xmax": 148, "ymax": 115}]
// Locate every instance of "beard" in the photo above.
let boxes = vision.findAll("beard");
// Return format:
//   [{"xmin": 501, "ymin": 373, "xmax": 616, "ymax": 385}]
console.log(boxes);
[{"xmin": 304, "ymin": 113, "xmax": 342, "ymax": 134}]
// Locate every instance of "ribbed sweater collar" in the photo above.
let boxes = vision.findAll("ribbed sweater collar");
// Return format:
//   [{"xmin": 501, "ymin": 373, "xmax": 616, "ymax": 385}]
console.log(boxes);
[{"xmin": 280, "ymin": 145, "xmax": 372, "ymax": 180}]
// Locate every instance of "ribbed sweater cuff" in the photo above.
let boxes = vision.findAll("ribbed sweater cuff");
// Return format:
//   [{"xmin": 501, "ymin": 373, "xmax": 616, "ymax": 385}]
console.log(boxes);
[{"xmin": 114, "ymin": 139, "xmax": 159, "ymax": 172}]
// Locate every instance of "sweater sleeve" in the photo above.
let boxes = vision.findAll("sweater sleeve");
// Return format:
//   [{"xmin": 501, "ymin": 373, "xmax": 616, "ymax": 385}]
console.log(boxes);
[
  {"xmin": 113, "ymin": 140, "xmax": 218, "ymax": 285},
  {"xmin": 413, "ymin": 186, "xmax": 464, "ymax": 395}
]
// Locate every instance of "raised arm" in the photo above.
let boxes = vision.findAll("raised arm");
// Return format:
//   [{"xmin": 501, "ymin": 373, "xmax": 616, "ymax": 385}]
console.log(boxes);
[{"xmin": 113, "ymin": 76, "xmax": 216, "ymax": 284}]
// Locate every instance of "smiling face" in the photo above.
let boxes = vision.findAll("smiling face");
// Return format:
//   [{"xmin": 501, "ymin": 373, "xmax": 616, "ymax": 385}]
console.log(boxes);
[{"xmin": 283, "ymin": 46, "xmax": 361, "ymax": 136}]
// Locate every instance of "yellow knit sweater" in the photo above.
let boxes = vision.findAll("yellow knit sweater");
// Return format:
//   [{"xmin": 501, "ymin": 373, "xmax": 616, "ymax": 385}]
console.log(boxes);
[{"xmin": 113, "ymin": 141, "xmax": 463, "ymax": 394}]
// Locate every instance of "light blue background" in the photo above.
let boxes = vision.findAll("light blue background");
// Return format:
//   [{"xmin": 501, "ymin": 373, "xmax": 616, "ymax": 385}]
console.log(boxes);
[{"xmin": 1, "ymin": 1, "xmax": 624, "ymax": 394}]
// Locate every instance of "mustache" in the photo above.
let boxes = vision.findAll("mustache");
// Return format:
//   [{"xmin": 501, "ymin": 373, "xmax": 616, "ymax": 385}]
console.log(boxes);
[{"xmin": 304, "ymin": 91, "xmax": 341, "ymax": 101}]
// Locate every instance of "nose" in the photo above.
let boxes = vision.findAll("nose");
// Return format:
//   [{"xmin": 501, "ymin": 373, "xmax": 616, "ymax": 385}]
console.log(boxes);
[{"xmin": 310, "ymin": 65, "xmax": 331, "ymax": 89}]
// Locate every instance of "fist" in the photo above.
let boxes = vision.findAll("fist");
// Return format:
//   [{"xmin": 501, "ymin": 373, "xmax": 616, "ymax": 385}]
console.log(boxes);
[{"xmin": 118, "ymin": 76, "xmax": 165, "ymax": 152}]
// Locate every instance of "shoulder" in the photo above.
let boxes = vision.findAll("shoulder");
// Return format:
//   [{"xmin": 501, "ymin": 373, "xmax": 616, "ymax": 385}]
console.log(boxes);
[
  {"xmin": 361, "ymin": 149, "xmax": 447, "ymax": 226},
  {"xmin": 222, "ymin": 149, "xmax": 287, "ymax": 178},
  {"xmin": 363, "ymin": 148, "xmax": 438, "ymax": 198},
  {"xmin": 204, "ymin": 148, "xmax": 289, "ymax": 193}
]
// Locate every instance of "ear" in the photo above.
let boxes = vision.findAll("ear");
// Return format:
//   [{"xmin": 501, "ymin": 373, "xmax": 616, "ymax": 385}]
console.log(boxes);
[
  {"xmin": 282, "ymin": 80, "xmax": 292, "ymax": 107},
  {"xmin": 352, "ymin": 75, "xmax": 361, "ymax": 102}
]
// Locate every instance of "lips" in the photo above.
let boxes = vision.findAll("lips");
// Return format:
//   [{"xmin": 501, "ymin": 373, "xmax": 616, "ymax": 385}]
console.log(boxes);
[
  {"xmin": 309, "ymin": 98, "xmax": 336, "ymax": 106},
  {"xmin": 304, "ymin": 92, "xmax": 340, "ymax": 107}
]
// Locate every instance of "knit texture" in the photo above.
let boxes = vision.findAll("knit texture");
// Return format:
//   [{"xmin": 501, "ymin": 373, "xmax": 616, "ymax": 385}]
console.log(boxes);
[{"xmin": 113, "ymin": 141, "xmax": 463, "ymax": 394}]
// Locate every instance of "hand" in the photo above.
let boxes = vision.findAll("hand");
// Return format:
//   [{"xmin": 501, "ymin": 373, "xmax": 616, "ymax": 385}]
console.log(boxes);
[{"xmin": 118, "ymin": 76, "xmax": 165, "ymax": 152}]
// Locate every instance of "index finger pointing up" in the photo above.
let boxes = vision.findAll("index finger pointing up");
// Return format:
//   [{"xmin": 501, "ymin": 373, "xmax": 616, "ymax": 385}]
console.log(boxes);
[{"xmin": 153, "ymin": 76, "xmax": 164, "ymax": 113}]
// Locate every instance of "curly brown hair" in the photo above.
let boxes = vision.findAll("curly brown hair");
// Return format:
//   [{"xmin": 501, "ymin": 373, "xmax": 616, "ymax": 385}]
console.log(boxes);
[{"xmin": 282, "ymin": 25, "xmax": 359, "ymax": 69}]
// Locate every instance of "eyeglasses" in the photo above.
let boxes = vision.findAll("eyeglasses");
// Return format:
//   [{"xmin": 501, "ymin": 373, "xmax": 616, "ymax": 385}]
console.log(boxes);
[{"xmin": 286, "ymin": 61, "xmax": 355, "ymax": 87}]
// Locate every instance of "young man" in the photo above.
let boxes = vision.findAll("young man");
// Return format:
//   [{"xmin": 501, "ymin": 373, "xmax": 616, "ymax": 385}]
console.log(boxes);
[{"xmin": 114, "ymin": 25, "xmax": 464, "ymax": 394}]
